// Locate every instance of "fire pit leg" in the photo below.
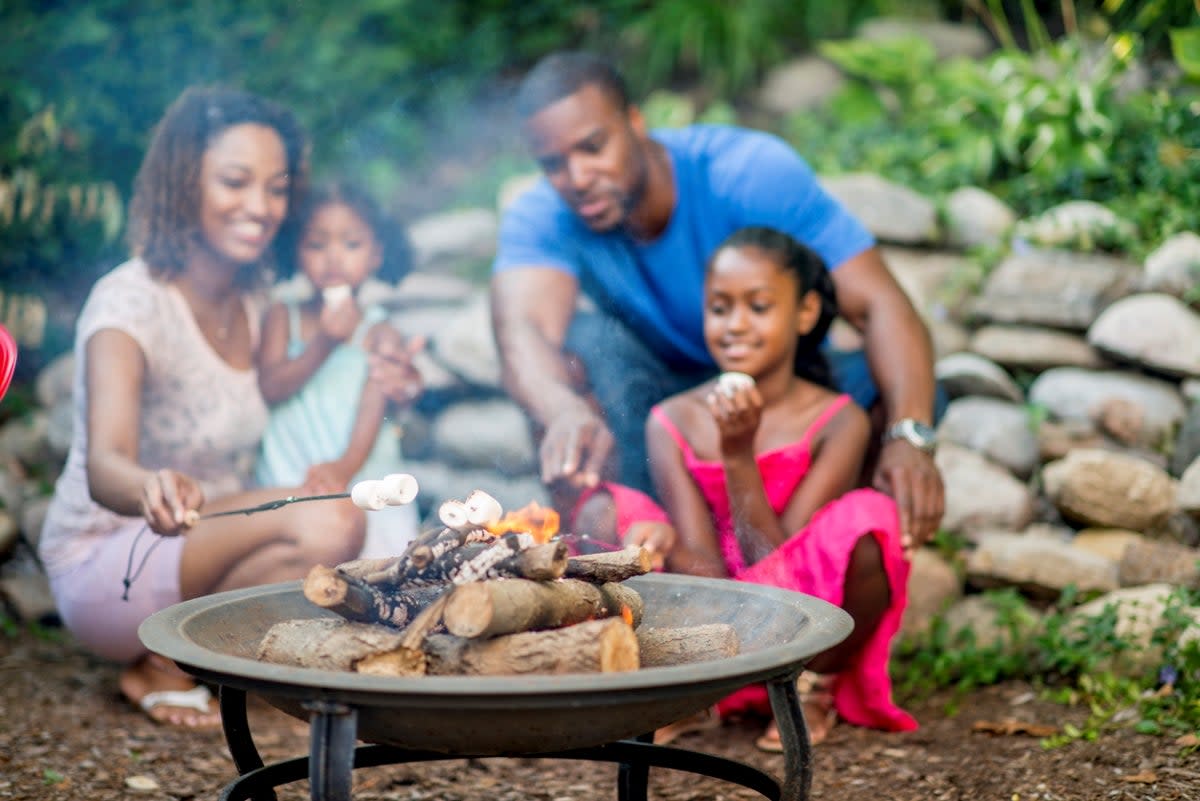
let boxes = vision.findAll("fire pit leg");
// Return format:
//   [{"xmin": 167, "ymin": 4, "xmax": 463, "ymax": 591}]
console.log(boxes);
[
  {"xmin": 766, "ymin": 673, "xmax": 812, "ymax": 801},
  {"xmin": 219, "ymin": 687, "xmax": 278, "ymax": 801},
  {"xmin": 616, "ymin": 731, "xmax": 653, "ymax": 801},
  {"xmin": 305, "ymin": 701, "xmax": 358, "ymax": 801}
]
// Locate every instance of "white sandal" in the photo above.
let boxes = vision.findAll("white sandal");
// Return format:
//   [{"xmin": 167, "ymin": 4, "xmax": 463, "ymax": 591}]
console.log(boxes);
[{"xmin": 138, "ymin": 684, "xmax": 214, "ymax": 714}]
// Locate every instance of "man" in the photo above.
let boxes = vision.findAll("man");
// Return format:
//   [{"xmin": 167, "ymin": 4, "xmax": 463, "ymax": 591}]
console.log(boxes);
[{"xmin": 490, "ymin": 51, "xmax": 943, "ymax": 551}]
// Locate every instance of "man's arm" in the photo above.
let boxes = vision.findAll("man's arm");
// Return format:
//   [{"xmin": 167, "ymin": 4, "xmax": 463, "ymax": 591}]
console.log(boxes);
[
  {"xmin": 490, "ymin": 266, "xmax": 612, "ymax": 488},
  {"xmin": 831, "ymin": 246, "xmax": 944, "ymax": 548}
]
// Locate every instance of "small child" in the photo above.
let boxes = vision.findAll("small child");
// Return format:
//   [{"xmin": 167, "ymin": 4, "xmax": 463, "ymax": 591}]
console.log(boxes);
[
  {"xmin": 256, "ymin": 180, "xmax": 423, "ymax": 558},
  {"xmin": 647, "ymin": 227, "xmax": 917, "ymax": 748}
]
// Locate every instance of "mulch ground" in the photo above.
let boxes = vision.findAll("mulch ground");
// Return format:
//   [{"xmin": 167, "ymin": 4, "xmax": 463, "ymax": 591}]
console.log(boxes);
[{"xmin": 1, "ymin": 624, "xmax": 1197, "ymax": 801}]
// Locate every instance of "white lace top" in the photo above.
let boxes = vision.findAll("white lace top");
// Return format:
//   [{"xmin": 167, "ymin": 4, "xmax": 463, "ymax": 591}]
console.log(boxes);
[{"xmin": 39, "ymin": 259, "xmax": 269, "ymax": 575}]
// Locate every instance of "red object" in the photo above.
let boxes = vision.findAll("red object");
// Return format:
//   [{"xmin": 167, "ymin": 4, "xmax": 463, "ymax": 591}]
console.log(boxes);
[{"xmin": 0, "ymin": 324, "xmax": 16, "ymax": 401}]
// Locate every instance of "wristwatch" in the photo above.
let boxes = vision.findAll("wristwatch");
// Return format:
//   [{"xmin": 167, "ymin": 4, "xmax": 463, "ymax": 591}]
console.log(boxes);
[{"xmin": 885, "ymin": 418, "xmax": 937, "ymax": 455}]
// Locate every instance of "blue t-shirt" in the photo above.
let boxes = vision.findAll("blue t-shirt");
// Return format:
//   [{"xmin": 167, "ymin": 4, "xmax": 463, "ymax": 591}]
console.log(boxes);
[{"xmin": 493, "ymin": 124, "xmax": 874, "ymax": 370}]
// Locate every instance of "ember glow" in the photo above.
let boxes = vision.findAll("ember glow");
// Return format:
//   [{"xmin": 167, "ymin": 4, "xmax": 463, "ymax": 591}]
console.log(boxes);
[
  {"xmin": 484, "ymin": 501, "xmax": 560, "ymax": 543},
  {"xmin": 620, "ymin": 604, "xmax": 634, "ymax": 626}
]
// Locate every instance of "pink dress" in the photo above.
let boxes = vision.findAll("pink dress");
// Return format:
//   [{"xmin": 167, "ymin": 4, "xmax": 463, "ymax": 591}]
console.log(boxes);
[{"xmin": 581, "ymin": 394, "xmax": 916, "ymax": 732}]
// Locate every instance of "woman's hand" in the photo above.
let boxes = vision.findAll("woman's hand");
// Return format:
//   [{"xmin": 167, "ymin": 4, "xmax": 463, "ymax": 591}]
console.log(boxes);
[
  {"xmin": 140, "ymin": 468, "xmax": 205, "ymax": 536},
  {"xmin": 705, "ymin": 383, "xmax": 763, "ymax": 457}
]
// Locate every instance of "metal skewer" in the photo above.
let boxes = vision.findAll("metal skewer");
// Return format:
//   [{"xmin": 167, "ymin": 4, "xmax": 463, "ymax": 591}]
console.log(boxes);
[{"xmin": 182, "ymin": 492, "xmax": 351, "ymax": 526}]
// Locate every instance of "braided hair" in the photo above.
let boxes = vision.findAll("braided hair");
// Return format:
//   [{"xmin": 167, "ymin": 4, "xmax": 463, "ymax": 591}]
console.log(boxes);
[{"xmin": 712, "ymin": 226, "xmax": 838, "ymax": 387}]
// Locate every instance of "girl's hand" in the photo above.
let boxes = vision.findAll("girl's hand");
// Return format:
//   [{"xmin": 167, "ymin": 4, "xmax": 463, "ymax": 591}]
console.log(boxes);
[
  {"xmin": 622, "ymin": 521, "xmax": 677, "ymax": 571},
  {"xmin": 318, "ymin": 296, "xmax": 362, "ymax": 343},
  {"xmin": 302, "ymin": 462, "xmax": 351, "ymax": 495},
  {"xmin": 141, "ymin": 468, "xmax": 205, "ymax": 536},
  {"xmin": 705, "ymin": 383, "xmax": 763, "ymax": 456},
  {"xmin": 367, "ymin": 328, "xmax": 426, "ymax": 406}
]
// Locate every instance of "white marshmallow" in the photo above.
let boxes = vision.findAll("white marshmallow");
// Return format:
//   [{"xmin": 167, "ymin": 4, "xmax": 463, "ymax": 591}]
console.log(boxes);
[
  {"xmin": 322, "ymin": 284, "xmax": 352, "ymax": 308},
  {"xmin": 463, "ymin": 489, "xmax": 503, "ymax": 527},
  {"xmin": 717, "ymin": 371, "xmax": 755, "ymax": 397},
  {"xmin": 380, "ymin": 473, "xmax": 419, "ymax": 505},
  {"xmin": 350, "ymin": 480, "xmax": 388, "ymax": 511},
  {"xmin": 439, "ymin": 499, "xmax": 471, "ymax": 530}
]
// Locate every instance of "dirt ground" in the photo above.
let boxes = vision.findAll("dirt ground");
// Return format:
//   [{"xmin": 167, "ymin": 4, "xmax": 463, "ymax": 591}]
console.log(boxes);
[{"xmin": 2, "ymin": 623, "xmax": 1198, "ymax": 801}]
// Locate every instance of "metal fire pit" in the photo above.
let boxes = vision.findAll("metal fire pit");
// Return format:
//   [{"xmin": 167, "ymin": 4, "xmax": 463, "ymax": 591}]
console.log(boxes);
[{"xmin": 140, "ymin": 572, "xmax": 851, "ymax": 801}]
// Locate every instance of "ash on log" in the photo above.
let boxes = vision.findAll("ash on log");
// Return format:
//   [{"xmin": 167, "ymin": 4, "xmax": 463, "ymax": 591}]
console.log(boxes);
[
  {"xmin": 636, "ymin": 624, "xmax": 739, "ymax": 668},
  {"xmin": 423, "ymin": 617, "xmax": 639, "ymax": 676},
  {"xmin": 442, "ymin": 578, "xmax": 644, "ymax": 639},
  {"xmin": 302, "ymin": 565, "xmax": 443, "ymax": 629}
]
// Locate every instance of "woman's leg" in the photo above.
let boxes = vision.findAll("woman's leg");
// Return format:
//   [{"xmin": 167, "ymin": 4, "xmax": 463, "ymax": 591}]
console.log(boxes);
[
  {"xmin": 178, "ymin": 487, "xmax": 365, "ymax": 599},
  {"xmin": 806, "ymin": 533, "xmax": 890, "ymax": 674}
]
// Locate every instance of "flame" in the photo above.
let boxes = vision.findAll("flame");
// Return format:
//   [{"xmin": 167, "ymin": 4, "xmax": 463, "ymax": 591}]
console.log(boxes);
[
  {"xmin": 620, "ymin": 604, "xmax": 633, "ymax": 626},
  {"xmin": 484, "ymin": 501, "xmax": 560, "ymax": 544}
]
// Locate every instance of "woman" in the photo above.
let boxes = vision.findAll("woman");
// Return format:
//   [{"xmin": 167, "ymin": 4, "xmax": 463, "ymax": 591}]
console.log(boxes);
[{"xmin": 39, "ymin": 87, "xmax": 421, "ymax": 728}]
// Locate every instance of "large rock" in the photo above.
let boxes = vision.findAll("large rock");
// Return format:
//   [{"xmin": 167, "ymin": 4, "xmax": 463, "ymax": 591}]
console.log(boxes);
[
  {"xmin": 820, "ymin": 174, "xmax": 940, "ymax": 245},
  {"xmin": 971, "ymin": 248, "xmax": 1138, "ymax": 331},
  {"xmin": 1014, "ymin": 201, "xmax": 1137, "ymax": 251},
  {"xmin": 943, "ymin": 186, "xmax": 1016, "ymax": 249},
  {"xmin": 430, "ymin": 292, "xmax": 502, "ymax": 389},
  {"xmin": 940, "ymin": 594, "xmax": 1045, "ymax": 651},
  {"xmin": 968, "ymin": 325, "xmax": 1103, "ymax": 371},
  {"xmin": 756, "ymin": 56, "xmax": 846, "ymax": 115},
  {"xmin": 407, "ymin": 208, "xmax": 499, "ymax": 271},
  {"xmin": 966, "ymin": 528, "xmax": 1120, "ymax": 599},
  {"xmin": 1087, "ymin": 293, "xmax": 1200, "ymax": 378},
  {"xmin": 1142, "ymin": 231, "xmax": 1200, "ymax": 297},
  {"xmin": 430, "ymin": 399, "xmax": 537, "ymax": 474},
  {"xmin": 1068, "ymin": 584, "xmax": 1200, "ymax": 676},
  {"xmin": 935, "ymin": 443, "xmax": 1036, "ymax": 538},
  {"xmin": 1117, "ymin": 540, "xmax": 1200, "ymax": 588},
  {"xmin": 856, "ymin": 17, "xmax": 993, "ymax": 60},
  {"xmin": 937, "ymin": 397, "xmax": 1039, "ymax": 478},
  {"xmin": 899, "ymin": 548, "xmax": 962, "ymax": 642},
  {"xmin": 1041, "ymin": 449, "xmax": 1176, "ymax": 531},
  {"xmin": 1027, "ymin": 368, "xmax": 1185, "ymax": 445},
  {"xmin": 934, "ymin": 352, "xmax": 1023, "ymax": 403}
]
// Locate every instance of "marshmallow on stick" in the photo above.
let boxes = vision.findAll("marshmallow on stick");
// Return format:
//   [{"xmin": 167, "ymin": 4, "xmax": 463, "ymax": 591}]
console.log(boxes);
[
  {"xmin": 463, "ymin": 490, "xmax": 503, "ymax": 527},
  {"xmin": 716, "ymin": 371, "xmax": 756, "ymax": 397},
  {"xmin": 439, "ymin": 499, "xmax": 472, "ymax": 531},
  {"xmin": 380, "ymin": 473, "xmax": 419, "ymax": 505}
]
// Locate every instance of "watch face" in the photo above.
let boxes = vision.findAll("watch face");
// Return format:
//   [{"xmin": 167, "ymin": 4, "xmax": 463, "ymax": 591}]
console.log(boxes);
[
  {"xmin": 891, "ymin": 419, "xmax": 937, "ymax": 451},
  {"xmin": 910, "ymin": 421, "xmax": 936, "ymax": 445}
]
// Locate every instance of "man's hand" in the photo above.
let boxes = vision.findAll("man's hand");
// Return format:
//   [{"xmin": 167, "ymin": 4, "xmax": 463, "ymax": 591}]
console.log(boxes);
[
  {"xmin": 622, "ymin": 520, "xmax": 676, "ymax": 571},
  {"xmin": 140, "ymin": 468, "xmax": 205, "ymax": 535},
  {"xmin": 540, "ymin": 402, "xmax": 613, "ymax": 490},
  {"xmin": 872, "ymin": 440, "xmax": 944, "ymax": 554}
]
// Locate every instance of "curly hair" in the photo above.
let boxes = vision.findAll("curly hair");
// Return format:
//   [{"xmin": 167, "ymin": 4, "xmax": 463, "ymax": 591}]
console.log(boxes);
[
  {"xmin": 710, "ymin": 226, "xmax": 839, "ymax": 388},
  {"xmin": 515, "ymin": 51, "xmax": 630, "ymax": 119},
  {"xmin": 127, "ymin": 86, "xmax": 308, "ymax": 288},
  {"xmin": 275, "ymin": 180, "xmax": 414, "ymax": 285}
]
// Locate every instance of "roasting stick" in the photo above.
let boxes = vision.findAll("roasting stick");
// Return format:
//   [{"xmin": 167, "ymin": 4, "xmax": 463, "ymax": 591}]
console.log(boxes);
[{"xmin": 181, "ymin": 472, "xmax": 420, "ymax": 526}]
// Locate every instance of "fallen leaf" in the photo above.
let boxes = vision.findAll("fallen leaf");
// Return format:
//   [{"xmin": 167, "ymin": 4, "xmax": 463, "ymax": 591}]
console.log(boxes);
[
  {"xmin": 1175, "ymin": 733, "xmax": 1200, "ymax": 747},
  {"xmin": 972, "ymin": 719, "xmax": 1058, "ymax": 737},
  {"xmin": 125, "ymin": 775, "xmax": 160, "ymax": 792},
  {"xmin": 1119, "ymin": 771, "xmax": 1158, "ymax": 784}
]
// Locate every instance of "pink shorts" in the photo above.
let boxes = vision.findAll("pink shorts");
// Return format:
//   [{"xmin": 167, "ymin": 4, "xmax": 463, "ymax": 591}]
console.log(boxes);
[{"xmin": 49, "ymin": 520, "xmax": 184, "ymax": 664}]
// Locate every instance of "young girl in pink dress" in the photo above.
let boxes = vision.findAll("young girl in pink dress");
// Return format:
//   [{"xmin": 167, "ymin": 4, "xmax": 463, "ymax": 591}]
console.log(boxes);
[{"xmin": 613, "ymin": 226, "xmax": 917, "ymax": 749}]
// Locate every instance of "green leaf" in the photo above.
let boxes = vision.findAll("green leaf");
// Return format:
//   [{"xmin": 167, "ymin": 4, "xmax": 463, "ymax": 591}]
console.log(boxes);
[
  {"xmin": 43, "ymin": 769, "xmax": 65, "ymax": 785},
  {"xmin": 1169, "ymin": 27, "xmax": 1200, "ymax": 79}
]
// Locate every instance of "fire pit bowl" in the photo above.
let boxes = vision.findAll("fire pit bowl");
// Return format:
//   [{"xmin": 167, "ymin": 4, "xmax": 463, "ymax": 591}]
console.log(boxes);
[{"xmin": 141, "ymin": 573, "xmax": 852, "ymax": 800}]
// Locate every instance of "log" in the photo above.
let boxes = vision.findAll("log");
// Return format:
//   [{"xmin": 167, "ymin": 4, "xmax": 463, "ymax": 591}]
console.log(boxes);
[
  {"xmin": 565, "ymin": 546, "xmax": 652, "ymax": 583},
  {"xmin": 257, "ymin": 618, "xmax": 423, "ymax": 675},
  {"xmin": 423, "ymin": 617, "xmax": 639, "ymax": 676},
  {"xmin": 443, "ymin": 578, "xmax": 644, "ymax": 639},
  {"xmin": 302, "ymin": 565, "xmax": 442, "ymax": 628},
  {"xmin": 635, "ymin": 624, "xmax": 739, "ymax": 668}
]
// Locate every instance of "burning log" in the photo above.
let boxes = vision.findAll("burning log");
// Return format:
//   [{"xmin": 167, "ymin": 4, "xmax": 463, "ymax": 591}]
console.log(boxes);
[
  {"xmin": 564, "ymin": 546, "xmax": 653, "ymax": 583},
  {"xmin": 350, "ymin": 534, "xmax": 568, "ymax": 589},
  {"xmin": 635, "ymin": 624, "xmax": 739, "ymax": 668},
  {"xmin": 302, "ymin": 565, "xmax": 443, "ymax": 629},
  {"xmin": 423, "ymin": 617, "xmax": 639, "ymax": 676},
  {"xmin": 257, "ymin": 618, "xmax": 423, "ymax": 676},
  {"xmin": 443, "ymin": 578, "xmax": 644, "ymax": 639}
]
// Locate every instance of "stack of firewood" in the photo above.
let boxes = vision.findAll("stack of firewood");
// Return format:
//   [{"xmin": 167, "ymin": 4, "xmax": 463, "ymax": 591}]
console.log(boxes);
[{"xmin": 256, "ymin": 494, "xmax": 739, "ymax": 678}]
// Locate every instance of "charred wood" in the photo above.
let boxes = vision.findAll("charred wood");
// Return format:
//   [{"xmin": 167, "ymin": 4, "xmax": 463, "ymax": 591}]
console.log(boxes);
[
  {"xmin": 443, "ymin": 578, "xmax": 644, "ymax": 639},
  {"xmin": 423, "ymin": 617, "xmax": 639, "ymax": 676},
  {"xmin": 564, "ymin": 546, "xmax": 652, "ymax": 583}
]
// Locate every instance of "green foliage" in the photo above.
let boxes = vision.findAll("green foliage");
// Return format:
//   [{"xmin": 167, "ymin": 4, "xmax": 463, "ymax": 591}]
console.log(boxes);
[
  {"xmin": 790, "ymin": 34, "xmax": 1200, "ymax": 255},
  {"xmin": 894, "ymin": 585, "xmax": 1200, "ymax": 744}
]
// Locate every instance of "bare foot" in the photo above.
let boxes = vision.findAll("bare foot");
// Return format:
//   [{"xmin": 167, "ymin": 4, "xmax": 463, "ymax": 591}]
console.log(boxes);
[{"xmin": 119, "ymin": 653, "xmax": 220, "ymax": 729}]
